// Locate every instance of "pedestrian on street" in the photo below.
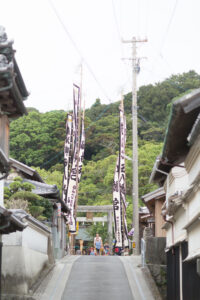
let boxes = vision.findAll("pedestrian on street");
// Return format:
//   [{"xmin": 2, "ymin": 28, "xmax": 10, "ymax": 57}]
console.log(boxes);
[
  {"xmin": 94, "ymin": 233, "xmax": 102, "ymax": 256},
  {"xmin": 90, "ymin": 247, "xmax": 95, "ymax": 255}
]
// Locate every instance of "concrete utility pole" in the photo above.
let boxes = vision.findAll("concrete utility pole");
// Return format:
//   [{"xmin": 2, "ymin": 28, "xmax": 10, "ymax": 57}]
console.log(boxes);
[{"xmin": 123, "ymin": 37, "xmax": 147, "ymax": 255}]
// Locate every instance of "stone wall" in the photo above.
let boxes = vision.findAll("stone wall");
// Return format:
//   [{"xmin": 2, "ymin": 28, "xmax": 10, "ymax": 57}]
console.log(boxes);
[
  {"xmin": 146, "ymin": 237, "xmax": 166, "ymax": 265},
  {"xmin": 145, "ymin": 237, "xmax": 167, "ymax": 300}
]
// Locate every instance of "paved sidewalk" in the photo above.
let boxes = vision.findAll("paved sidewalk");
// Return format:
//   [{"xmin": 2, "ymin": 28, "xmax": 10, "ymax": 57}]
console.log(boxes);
[{"xmin": 120, "ymin": 256, "xmax": 155, "ymax": 300}]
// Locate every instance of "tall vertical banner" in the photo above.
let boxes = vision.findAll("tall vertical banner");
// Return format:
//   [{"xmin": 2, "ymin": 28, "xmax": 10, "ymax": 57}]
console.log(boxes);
[
  {"xmin": 63, "ymin": 84, "xmax": 85, "ymax": 233},
  {"xmin": 113, "ymin": 157, "xmax": 123, "ymax": 247},
  {"xmin": 113, "ymin": 101, "xmax": 129, "ymax": 249},
  {"xmin": 62, "ymin": 114, "xmax": 73, "ymax": 204},
  {"xmin": 119, "ymin": 112, "xmax": 129, "ymax": 248}
]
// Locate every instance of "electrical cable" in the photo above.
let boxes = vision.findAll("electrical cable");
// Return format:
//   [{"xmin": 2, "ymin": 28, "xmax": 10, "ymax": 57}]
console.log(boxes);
[
  {"xmin": 11, "ymin": 1, "xmax": 130, "ymax": 169},
  {"xmin": 112, "ymin": 0, "xmax": 122, "ymax": 42},
  {"xmin": 48, "ymin": 0, "xmax": 112, "ymax": 103},
  {"xmin": 143, "ymin": 0, "xmax": 179, "ymax": 85},
  {"xmin": 159, "ymin": 0, "xmax": 179, "ymax": 55}
]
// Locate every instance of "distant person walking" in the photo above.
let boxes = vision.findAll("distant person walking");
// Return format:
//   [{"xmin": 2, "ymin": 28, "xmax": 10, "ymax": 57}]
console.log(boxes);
[{"xmin": 94, "ymin": 233, "xmax": 102, "ymax": 256}]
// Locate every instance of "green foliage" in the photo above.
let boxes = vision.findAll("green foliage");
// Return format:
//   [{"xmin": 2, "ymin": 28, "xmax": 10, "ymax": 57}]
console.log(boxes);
[
  {"xmin": 137, "ymin": 70, "xmax": 200, "ymax": 126},
  {"xmin": 10, "ymin": 190, "xmax": 41, "ymax": 201},
  {"xmin": 8, "ymin": 70, "xmax": 200, "ymax": 233},
  {"xmin": 87, "ymin": 223, "xmax": 108, "ymax": 244},
  {"xmin": 9, "ymin": 181, "xmax": 22, "ymax": 193},
  {"xmin": 29, "ymin": 206, "xmax": 45, "ymax": 219},
  {"xmin": 21, "ymin": 182, "xmax": 35, "ymax": 191},
  {"xmin": 34, "ymin": 167, "xmax": 63, "ymax": 193},
  {"xmin": 5, "ymin": 178, "xmax": 52, "ymax": 221},
  {"xmin": 4, "ymin": 187, "xmax": 11, "ymax": 199},
  {"xmin": 10, "ymin": 110, "xmax": 67, "ymax": 169},
  {"xmin": 13, "ymin": 176, "xmax": 23, "ymax": 182}
]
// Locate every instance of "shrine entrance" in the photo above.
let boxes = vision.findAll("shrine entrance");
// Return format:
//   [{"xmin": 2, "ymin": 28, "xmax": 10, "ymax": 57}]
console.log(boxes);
[{"xmin": 76, "ymin": 205, "xmax": 113, "ymax": 253}]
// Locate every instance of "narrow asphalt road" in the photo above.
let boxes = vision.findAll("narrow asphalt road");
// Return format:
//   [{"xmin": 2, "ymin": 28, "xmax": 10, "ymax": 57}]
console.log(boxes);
[
  {"xmin": 61, "ymin": 256, "xmax": 133, "ymax": 300},
  {"xmin": 35, "ymin": 255, "xmax": 156, "ymax": 300}
]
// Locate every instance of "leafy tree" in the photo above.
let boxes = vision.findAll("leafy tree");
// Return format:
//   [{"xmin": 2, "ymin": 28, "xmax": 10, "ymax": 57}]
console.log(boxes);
[
  {"xmin": 8, "ymin": 70, "xmax": 200, "ymax": 235},
  {"xmin": 4, "ymin": 177, "xmax": 52, "ymax": 221}
]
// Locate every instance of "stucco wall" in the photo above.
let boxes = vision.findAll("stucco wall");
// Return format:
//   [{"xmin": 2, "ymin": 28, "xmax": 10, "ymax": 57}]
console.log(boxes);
[
  {"xmin": 22, "ymin": 226, "xmax": 48, "ymax": 254},
  {"xmin": 2, "ymin": 246, "xmax": 48, "ymax": 295},
  {"xmin": 188, "ymin": 190, "xmax": 200, "ymax": 221},
  {"xmin": 188, "ymin": 222, "xmax": 200, "ymax": 259},
  {"xmin": 1, "ymin": 220, "xmax": 52, "ymax": 297},
  {"xmin": 166, "ymin": 207, "xmax": 187, "ymax": 248},
  {"xmin": 185, "ymin": 138, "xmax": 200, "ymax": 185},
  {"xmin": 174, "ymin": 207, "xmax": 187, "ymax": 245}
]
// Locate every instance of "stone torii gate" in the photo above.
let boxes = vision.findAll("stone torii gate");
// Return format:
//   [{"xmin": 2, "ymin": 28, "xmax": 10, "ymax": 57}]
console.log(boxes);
[{"xmin": 77, "ymin": 205, "xmax": 113, "ymax": 252}]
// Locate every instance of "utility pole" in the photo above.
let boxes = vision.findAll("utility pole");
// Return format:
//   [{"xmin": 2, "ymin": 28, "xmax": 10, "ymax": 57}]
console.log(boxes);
[{"xmin": 123, "ymin": 37, "xmax": 147, "ymax": 255}]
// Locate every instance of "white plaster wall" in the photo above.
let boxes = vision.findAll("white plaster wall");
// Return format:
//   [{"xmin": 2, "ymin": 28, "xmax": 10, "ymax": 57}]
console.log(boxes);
[
  {"xmin": 188, "ymin": 190, "xmax": 200, "ymax": 221},
  {"xmin": 188, "ymin": 152, "xmax": 200, "ymax": 185},
  {"xmin": 23, "ymin": 246, "xmax": 48, "ymax": 280},
  {"xmin": 2, "ymin": 245, "xmax": 48, "ymax": 295},
  {"xmin": 174, "ymin": 208, "xmax": 187, "ymax": 244},
  {"xmin": 22, "ymin": 226, "xmax": 48, "ymax": 254},
  {"xmin": 188, "ymin": 222, "xmax": 200, "ymax": 258},
  {"xmin": 2, "ymin": 231, "xmax": 22, "ymax": 245},
  {"xmin": 166, "ymin": 227, "xmax": 172, "ymax": 247},
  {"xmin": 2, "ymin": 221, "xmax": 51, "ymax": 296},
  {"xmin": 165, "ymin": 207, "xmax": 187, "ymax": 248},
  {"xmin": 3, "ymin": 226, "xmax": 48, "ymax": 254},
  {"xmin": 168, "ymin": 172, "xmax": 188, "ymax": 197}
]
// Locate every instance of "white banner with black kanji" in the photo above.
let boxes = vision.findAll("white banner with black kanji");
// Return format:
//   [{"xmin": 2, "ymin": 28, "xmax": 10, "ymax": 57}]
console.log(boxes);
[
  {"xmin": 113, "ymin": 103, "xmax": 129, "ymax": 248},
  {"xmin": 113, "ymin": 156, "xmax": 123, "ymax": 247},
  {"xmin": 62, "ymin": 114, "xmax": 72, "ymax": 204}
]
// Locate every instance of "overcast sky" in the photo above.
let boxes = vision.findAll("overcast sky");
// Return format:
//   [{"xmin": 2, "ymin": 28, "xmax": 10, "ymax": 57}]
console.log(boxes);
[{"xmin": 0, "ymin": 0, "xmax": 199, "ymax": 112}]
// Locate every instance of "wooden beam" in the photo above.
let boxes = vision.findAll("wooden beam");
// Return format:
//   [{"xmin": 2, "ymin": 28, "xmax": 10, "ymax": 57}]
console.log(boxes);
[
  {"xmin": 0, "ymin": 98, "xmax": 13, "ymax": 105},
  {"xmin": 77, "ymin": 205, "xmax": 113, "ymax": 213},
  {"xmin": 77, "ymin": 216, "xmax": 108, "ymax": 223}
]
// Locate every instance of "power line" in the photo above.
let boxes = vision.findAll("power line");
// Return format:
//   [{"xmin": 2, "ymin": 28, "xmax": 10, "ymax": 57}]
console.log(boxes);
[
  {"xmin": 48, "ymin": 0, "xmax": 112, "ymax": 103},
  {"xmin": 159, "ymin": 0, "xmax": 179, "ymax": 55},
  {"xmin": 112, "ymin": 0, "xmax": 122, "ymax": 42},
  {"xmin": 144, "ymin": 0, "xmax": 179, "ymax": 84}
]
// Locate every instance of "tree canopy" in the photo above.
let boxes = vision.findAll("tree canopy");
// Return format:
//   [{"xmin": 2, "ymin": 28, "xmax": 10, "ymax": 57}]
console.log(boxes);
[{"xmin": 8, "ymin": 70, "xmax": 200, "ymax": 230}]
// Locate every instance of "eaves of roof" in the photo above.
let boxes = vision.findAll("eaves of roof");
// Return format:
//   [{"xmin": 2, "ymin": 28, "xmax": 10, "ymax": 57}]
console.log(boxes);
[
  {"xmin": 0, "ymin": 27, "xmax": 28, "ymax": 118},
  {"xmin": 151, "ymin": 89, "xmax": 200, "ymax": 184},
  {"xmin": 23, "ymin": 179, "xmax": 70, "ymax": 213},
  {"xmin": 9, "ymin": 158, "xmax": 44, "ymax": 182},
  {"xmin": 0, "ymin": 206, "xmax": 28, "ymax": 234},
  {"xmin": 141, "ymin": 187, "xmax": 165, "ymax": 202}
]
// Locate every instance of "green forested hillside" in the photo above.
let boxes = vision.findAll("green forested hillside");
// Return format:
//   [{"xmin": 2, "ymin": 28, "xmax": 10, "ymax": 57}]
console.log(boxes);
[{"xmin": 9, "ymin": 70, "xmax": 200, "ymax": 227}]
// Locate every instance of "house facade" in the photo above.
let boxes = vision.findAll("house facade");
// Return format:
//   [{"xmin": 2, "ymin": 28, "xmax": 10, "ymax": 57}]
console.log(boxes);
[
  {"xmin": 141, "ymin": 187, "xmax": 166, "ymax": 238},
  {"xmin": 151, "ymin": 89, "xmax": 200, "ymax": 300}
]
